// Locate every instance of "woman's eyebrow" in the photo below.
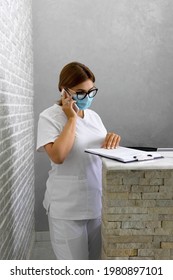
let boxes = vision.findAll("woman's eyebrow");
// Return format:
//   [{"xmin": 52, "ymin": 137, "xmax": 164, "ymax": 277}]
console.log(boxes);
[{"xmin": 76, "ymin": 86, "xmax": 95, "ymax": 92}]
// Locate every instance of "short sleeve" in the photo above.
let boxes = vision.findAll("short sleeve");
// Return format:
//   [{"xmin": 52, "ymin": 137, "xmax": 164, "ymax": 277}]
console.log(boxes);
[{"xmin": 36, "ymin": 109, "xmax": 64, "ymax": 152}]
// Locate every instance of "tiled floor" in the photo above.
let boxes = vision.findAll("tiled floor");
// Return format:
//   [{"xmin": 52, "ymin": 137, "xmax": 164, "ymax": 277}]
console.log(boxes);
[
  {"xmin": 30, "ymin": 232, "xmax": 56, "ymax": 260},
  {"xmin": 30, "ymin": 241, "xmax": 56, "ymax": 260}
]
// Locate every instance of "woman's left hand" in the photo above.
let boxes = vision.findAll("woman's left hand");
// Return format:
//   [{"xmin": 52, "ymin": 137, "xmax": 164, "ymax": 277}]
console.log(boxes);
[{"xmin": 101, "ymin": 132, "xmax": 121, "ymax": 149}]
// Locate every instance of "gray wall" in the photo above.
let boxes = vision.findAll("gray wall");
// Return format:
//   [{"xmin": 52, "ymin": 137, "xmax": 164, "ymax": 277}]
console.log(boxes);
[
  {"xmin": 0, "ymin": 0, "xmax": 35, "ymax": 259},
  {"xmin": 33, "ymin": 0, "xmax": 173, "ymax": 231}
]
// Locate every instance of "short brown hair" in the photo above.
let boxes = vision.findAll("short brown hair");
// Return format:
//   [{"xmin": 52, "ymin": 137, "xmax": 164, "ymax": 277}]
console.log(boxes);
[{"xmin": 58, "ymin": 61, "xmax": 95, "ymax": 91}]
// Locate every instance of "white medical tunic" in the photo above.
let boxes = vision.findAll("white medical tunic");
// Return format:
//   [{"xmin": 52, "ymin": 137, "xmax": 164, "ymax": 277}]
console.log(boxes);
[{"xmin": 37, "ymin": 104, "xmax": 107, "ymax": 220}]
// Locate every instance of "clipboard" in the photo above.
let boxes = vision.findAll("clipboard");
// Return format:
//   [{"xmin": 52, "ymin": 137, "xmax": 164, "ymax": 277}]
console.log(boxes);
[{"xmin": 85, "ymin": 146, "xmax": 164, "ymax": 163}]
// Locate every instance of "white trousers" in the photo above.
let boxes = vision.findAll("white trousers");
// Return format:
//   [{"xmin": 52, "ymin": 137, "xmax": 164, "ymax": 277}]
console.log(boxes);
[{"xmin": 48, "ymin": 216, "xmax": 101, "ymax": 260}]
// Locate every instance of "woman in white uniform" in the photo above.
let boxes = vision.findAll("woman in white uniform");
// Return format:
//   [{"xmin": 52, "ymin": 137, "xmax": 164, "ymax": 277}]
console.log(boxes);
[{"xmin": 37, "ymin": 62, "xmax": 121, "ymax": 260}]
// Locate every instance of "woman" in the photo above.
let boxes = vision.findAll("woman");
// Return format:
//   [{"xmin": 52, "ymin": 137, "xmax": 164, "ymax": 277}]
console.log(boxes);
[{"xmin": 37, "ymin": 62, "xmax": 121, "ymax": 260}]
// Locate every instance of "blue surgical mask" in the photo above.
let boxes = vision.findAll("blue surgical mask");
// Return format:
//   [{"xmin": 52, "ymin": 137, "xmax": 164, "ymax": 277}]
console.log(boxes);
[{"xmin": 73, "ymin": 95, "xmax": 94, "ymax": 110}]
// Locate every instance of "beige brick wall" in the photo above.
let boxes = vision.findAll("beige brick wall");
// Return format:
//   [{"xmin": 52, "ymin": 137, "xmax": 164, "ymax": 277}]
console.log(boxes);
[{"xmin": 102, "ymin": 169, "xmax": 173, "ymax": 260}]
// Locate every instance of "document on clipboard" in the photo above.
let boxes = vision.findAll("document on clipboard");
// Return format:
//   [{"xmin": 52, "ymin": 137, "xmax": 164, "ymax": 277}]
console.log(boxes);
[{"xmin": 85, "ymin": 146, "xmax": 164, "ymax": 163}]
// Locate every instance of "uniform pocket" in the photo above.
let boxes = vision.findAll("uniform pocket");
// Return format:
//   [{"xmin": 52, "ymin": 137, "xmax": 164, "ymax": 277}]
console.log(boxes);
[{"xmin": 49, "ymin": 176, "xmax": 88, "ymax": 217}]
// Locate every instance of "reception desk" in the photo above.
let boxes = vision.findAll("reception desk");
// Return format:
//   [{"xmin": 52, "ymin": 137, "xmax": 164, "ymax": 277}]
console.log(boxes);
[{"xmin": 101, "ymin": 152, "xmax": 173, "ymax": 260}]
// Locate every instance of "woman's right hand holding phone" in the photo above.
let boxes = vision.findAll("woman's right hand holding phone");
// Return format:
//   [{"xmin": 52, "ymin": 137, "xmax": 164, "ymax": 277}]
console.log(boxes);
[{"xmin": 61, "ymin": 89, "xmax": 78, "ymax": 119}]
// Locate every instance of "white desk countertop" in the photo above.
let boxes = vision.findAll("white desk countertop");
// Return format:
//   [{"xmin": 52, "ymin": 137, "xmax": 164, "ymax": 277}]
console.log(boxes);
[{"xmin": 102, "ymin": 151, "xmax": 173, "ymax": 170}]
